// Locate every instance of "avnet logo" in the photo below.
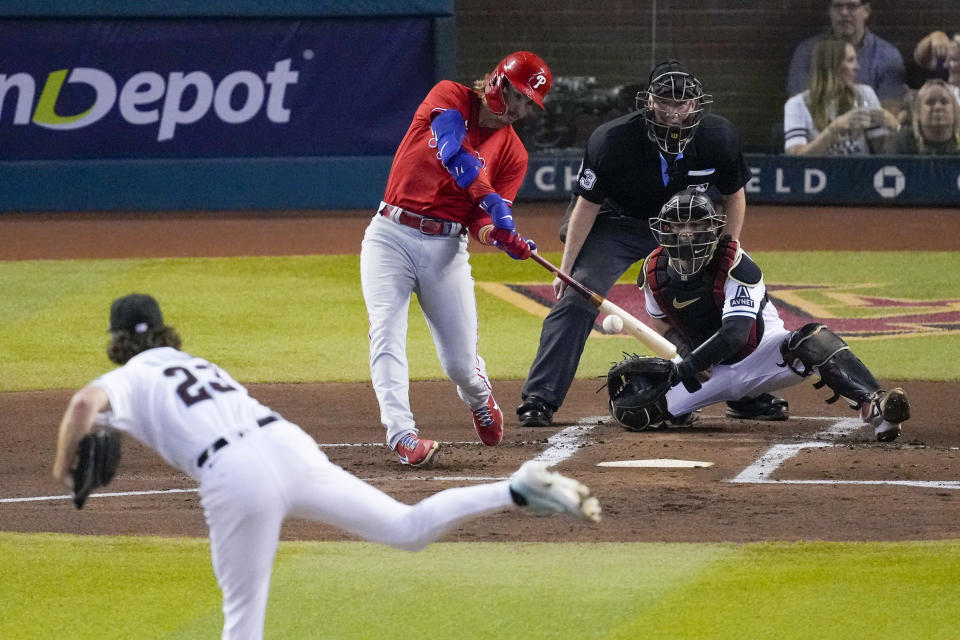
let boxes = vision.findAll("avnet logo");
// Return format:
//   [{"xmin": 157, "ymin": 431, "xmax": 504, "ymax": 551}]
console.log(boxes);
[{"xmin": 0, "ymin": 58, "xmax": 299, "ymax": 141}]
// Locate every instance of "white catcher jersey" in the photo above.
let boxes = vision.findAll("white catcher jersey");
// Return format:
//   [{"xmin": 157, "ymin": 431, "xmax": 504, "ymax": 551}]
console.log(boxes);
[
  {"xmin": 644, "ymin": 255, "xmax": 800, "ymax": 416},
  {"xmin": 644, "ymin": 255, "xmax": 785, "ymax": 335},
  {"xmin": 92, "ymin": 347, "xmax": 274, "ymax": 479}
]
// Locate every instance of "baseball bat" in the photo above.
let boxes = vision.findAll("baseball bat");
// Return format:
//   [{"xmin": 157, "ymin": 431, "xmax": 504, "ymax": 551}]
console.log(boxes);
[{"xmin": 528, "ymin": 252, "xmax": 681, "ymax": 363}]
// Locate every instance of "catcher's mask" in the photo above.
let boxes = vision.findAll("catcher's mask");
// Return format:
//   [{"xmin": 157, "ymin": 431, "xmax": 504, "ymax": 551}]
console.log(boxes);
[
  {"xmin": 650, "ymin": 188, "xmax": 726, "ymax": 278},
  {"xmin": 484, "ymin": 51, "xmax": 552, "ymax": 116},
  {"xmin": 635, "ymin": 60, "xmax": 713, "ymax": 155}
]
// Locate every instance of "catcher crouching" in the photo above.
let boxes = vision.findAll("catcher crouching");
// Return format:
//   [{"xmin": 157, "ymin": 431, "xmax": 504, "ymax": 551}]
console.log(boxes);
[{"xmin": 607, "ymin": 187, "xmax": 910, "ymax": 442}]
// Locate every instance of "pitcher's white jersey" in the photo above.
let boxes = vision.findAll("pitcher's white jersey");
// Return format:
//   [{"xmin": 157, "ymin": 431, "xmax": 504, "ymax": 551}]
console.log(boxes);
[
  {"xmin": 92, "ymin": 347, "xmax": 273, "ymax": 479},
  {"xmin": 84, "ymin": 345, "xmax": 517, "ymax": 639}
]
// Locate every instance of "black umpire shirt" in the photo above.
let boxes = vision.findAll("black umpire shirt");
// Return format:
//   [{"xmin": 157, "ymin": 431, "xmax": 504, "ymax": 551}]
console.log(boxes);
[{"xmin": 574, "ymin": 111, "xmax": 750, "ymax": 229}]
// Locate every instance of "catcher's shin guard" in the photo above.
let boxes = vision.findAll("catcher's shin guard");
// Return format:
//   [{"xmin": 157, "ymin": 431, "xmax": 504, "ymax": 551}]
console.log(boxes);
[{"xmin": 780, "ymin": 323, "xmax": 880, "ymax": 406}]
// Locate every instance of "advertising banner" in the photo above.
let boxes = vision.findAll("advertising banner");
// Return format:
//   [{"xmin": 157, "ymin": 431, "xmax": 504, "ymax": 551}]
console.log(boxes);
[
  {"xmin": 518, "ymin": 152, "xmax": 960, "ymax": 206},
  {"xmin": 0, "ymin": 19, "xmax": 433, "ymax": 159}
]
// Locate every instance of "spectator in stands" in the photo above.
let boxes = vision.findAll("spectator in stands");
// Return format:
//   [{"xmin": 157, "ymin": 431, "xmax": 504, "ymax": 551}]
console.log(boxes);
[
  {"xmin": 787, "ymin": 1, "xmax": 905, "ymax": 116},
  {"xmin": 911, "ymin": 31, "xmax": 960, "ymax": 103},
  {"xmin": 784, "ymin": 38, "xmax": 899, "ymax": 156},
  {"xmin": 947, "ymin": 43, "xmax": 960, "ymax": 105},
  {"xmin": 913, "ymin": 31, "xmax": 955, "ymax": 81},
  {"xmin": 884, "ymin": 79, "xmax": 959, "ymax": 154}
]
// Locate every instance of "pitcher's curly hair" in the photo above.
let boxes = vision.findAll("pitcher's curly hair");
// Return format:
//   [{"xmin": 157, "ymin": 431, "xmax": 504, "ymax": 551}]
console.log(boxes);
[{"xmin": 107, "ymin": 326, "xmax": 182, "ymax": 365}]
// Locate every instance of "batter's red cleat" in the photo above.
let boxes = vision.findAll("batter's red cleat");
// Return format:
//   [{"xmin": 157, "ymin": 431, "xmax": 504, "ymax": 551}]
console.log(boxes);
[
  {"xmin": 394, "ymin": 433, "xmax": 439, "ymax": 467},
  {"xmin": 472, "ymin": 395, "xmax": 504, "ymax": 446}
]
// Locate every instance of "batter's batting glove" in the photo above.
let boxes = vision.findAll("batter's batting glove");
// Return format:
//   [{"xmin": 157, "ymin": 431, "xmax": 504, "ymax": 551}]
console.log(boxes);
[
  {"xmin": 479, "ymin": 193, "xmax": 516, "ymax": 232},
  {"xmin": 487, "ymin": 227, "xmax": 535, "ymax": 260},
  {"xmin": 445, "ymin": 149, "xmax": 483, "ymax": 189}
]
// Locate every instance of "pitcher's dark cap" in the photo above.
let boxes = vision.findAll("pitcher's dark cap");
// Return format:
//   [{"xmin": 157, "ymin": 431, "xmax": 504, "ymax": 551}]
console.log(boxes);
[{"xmin": 109, "ymin": 294, "xmax": 163, "ymax": 334}]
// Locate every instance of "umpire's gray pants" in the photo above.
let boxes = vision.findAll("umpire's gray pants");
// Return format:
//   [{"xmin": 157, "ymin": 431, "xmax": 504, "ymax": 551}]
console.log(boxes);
[{"xmin": 521, "ymin": 215, "xmax": 658, "ymax": 410}]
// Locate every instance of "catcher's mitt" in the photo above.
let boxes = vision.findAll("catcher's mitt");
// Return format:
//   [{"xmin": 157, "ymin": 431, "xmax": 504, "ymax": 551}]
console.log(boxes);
[
  {"xmin": 606, "ymin": 354, "xmax": 675, "ymax": 431},
  {"xmin": 72, "ymin": 425, "xmax": 122, "ymax": 509}
]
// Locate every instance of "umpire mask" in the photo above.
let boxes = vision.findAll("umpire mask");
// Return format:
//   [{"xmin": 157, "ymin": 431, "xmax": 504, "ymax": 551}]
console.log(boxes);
[
  {"xmin": 650, "ymin": 188, "xmax": 726, "ymax": 278},
  {"xmin": 636, "ymin": 60, "xmax": 712, "ymax": 155}
]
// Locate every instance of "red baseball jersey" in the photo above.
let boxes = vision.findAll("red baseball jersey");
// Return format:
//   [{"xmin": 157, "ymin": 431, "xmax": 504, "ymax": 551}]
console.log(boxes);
[{"xmin": 382, "ymin": 80, "xmax": 529, "ymax": 226}]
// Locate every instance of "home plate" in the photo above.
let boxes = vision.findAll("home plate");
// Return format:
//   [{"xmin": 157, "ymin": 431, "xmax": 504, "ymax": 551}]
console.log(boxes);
[{"xmin": 597, "ymin": 459, "xmax": 714, "ymax": 468}]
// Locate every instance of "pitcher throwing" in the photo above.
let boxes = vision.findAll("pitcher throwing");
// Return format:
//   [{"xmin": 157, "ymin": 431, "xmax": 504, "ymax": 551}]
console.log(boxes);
[{"xmin": 53, "ymin": 294, "xmax": 600, "ymax": 640}]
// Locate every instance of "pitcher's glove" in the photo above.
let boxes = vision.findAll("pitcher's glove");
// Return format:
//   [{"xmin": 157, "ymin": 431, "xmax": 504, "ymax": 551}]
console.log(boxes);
[
  {"xmin": 606, "ymin": 354, "xmax": 676, "ymax": 431},
  {"xmin": 72, "ymin": 426, "xmax": 122, "ymax": 509}
]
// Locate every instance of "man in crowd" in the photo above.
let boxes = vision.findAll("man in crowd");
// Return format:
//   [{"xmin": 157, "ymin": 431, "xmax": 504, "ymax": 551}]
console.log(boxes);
[{"xmin": 787, "ymin": 0, "xmax": 905, "ymax": 116}]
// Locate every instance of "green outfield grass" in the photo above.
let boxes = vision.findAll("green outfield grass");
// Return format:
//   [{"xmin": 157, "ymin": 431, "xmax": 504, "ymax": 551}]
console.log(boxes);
[
  {"xmin": 0, "ymin": 251, "xmax": 957, "ymax": 391},
  {"xmin": 3, "ymin": 532, "xmax": 958, "ymax": 639},
  {"xmin": 2, "ymin": 250, "xmax": 959, "ymax": 639}
]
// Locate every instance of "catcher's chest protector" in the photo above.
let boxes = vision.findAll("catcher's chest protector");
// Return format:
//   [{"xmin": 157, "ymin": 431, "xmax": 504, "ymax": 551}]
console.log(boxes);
[{"xmin": 646, "ymin": 241, "xmax": 762, "ymax": 362}]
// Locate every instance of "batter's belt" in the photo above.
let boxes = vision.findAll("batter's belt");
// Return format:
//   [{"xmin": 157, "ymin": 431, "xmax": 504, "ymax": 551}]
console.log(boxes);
[{"xmin": 379, "ymin": 202, "xmax": 465, "ymax": 237}]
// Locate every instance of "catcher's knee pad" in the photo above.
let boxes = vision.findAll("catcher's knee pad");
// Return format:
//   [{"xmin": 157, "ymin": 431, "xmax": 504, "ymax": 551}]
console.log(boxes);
[
  {"xmin": 610, "ymin": 395, "xmax": 669, "ymax": 432},
  {"xmin": 780, "ymin": 323, "xmax": 879, "ymax": 405}
]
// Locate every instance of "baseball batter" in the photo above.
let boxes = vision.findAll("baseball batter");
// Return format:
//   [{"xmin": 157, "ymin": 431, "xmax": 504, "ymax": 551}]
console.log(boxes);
[
  {"xmin": 52, "ymin": 294, "xmax": 601, "ymax": 640},
  {"xmin": 361, "ymin": 51, "xmax": 551, "ymax": 466},
  {"xmin": 518, "ymin": 59, "xmax": 787, "ymax": 429},
  {"xmin": 610, "ymin": 189, "xmax": 910, "ymax": 442}
]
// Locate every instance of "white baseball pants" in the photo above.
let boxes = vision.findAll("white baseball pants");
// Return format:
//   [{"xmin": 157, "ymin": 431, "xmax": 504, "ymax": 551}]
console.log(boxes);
[
  {"xmin": 198, "ymin": 420, "xmax": 512, "ymax": 640},
  {"xmin": 360, "ymin": 213, "xmax": 493, "ymax": 448},
  {"xmin": 665, "ymin": 324, "xmax": 805, "ymax": 416}
]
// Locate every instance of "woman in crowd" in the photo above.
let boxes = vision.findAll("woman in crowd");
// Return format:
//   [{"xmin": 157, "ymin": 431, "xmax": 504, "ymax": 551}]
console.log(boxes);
[
  {"xmin": 784, "ymin": 37, "xmax": 899, "ymax": 155},
  {"xmin": 884, "ymin": 79, "xmax": 960, "ymax": 154},
  {"xmin": 911, "ymin": 30, "xmax": 960, "ymax": 106}
]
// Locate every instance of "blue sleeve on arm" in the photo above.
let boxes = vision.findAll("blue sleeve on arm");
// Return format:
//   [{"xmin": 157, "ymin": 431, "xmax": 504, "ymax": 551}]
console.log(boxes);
[
  {"xmin": 430, "ymin": 109, "xmax": 467, "ymax": 166},
  {"xmin": 447, "ymin": 150, "xmax": 482, "ymax": 188},
  {"xmin": 480, "ymin": 193, "xmax": 515, "ymax": 232}
]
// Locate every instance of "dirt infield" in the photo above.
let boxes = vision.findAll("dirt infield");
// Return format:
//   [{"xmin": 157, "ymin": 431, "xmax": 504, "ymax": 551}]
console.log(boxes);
[
  {"xmin": 3, "ymin": 203, "xmax": 959, "ymax": 260},
  {"xmin": 2, "ymin": 204, "xmax": 957, "ymax": 543}
]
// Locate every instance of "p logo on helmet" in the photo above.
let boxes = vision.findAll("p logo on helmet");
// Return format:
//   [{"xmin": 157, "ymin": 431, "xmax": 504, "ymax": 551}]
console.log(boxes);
[{"xmin": 485, "ymin": 51, "xmax": 553, "ymax": 116}]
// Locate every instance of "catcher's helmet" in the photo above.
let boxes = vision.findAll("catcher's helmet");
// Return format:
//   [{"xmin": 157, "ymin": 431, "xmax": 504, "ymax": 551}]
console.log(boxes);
[
  {"xmin": 650, "ymin": 187, "xmax": 726, "ymax": 278},
  {"xmin": 636, "ymin": 59, "xmax": 713, "ymax": 155},
  {"xmin": 484, "ymin": 51, "xmax": 552, "ymax": 116}
]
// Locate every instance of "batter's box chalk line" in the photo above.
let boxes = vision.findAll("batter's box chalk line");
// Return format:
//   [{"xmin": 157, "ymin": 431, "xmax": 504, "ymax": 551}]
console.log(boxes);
[{"xmin": 729, "ymin": 416, "xmax": 960, "ymax": 489}]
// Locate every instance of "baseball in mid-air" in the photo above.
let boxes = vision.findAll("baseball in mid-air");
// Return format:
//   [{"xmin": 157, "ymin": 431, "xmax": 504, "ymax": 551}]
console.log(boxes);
[{"xmin": 602, "ymin": 314, "xmax": 624, "ymax": 334}]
